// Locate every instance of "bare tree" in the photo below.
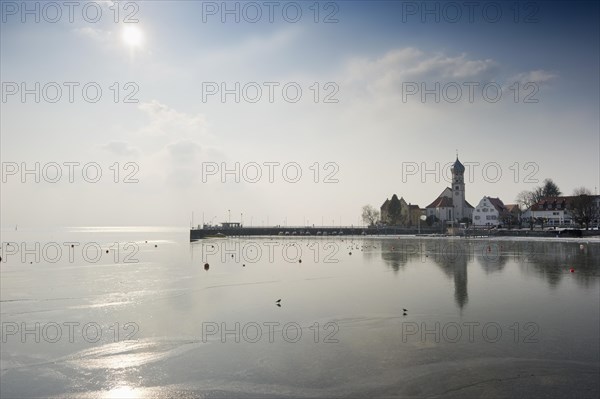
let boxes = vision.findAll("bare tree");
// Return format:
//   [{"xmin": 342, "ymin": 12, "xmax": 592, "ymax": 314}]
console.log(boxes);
[
  {"xmin": 573, "ymin": 187, "xmax": 592, "ymax": 196},
  {"xmin": 516, "ymin": 190, "xmax": 536, "ymax": 210},
  {"xmin": 531, "ymin": 186, "xmax": 545, "ymax": 203},
  {"xmin": 361, "ymin": 205, "xmax": 380, "ymax": 227},
  {"xmin": 516, "ymin": 179, "xmax": 560, "ymax": 211},
  {"xmin": 571, "ymin": 187, "xmax": 595, "ymax": 229}
]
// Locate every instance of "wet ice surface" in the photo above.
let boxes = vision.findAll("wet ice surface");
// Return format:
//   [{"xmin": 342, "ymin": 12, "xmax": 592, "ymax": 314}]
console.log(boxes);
[{"xmin": 1, "ymin": 228, "xmax": 599, "ymax": 398}]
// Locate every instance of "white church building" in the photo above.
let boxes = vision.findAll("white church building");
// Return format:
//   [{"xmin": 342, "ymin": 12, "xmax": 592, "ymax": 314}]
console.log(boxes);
[{"xmin": 425, "ymin": 157, "xmax": 474, "ymax": 224}]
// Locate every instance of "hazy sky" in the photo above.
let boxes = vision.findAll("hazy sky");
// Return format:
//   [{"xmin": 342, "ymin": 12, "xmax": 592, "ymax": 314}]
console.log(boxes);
[{"xmin": 1, "ymin": 0, "xmax": 599, "ymax": 228}]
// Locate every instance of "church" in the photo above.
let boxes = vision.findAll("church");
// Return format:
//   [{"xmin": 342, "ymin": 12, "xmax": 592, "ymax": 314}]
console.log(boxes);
[{"xmin": 425, "ymin": 157, "xmax": 474, "ymax": 225}]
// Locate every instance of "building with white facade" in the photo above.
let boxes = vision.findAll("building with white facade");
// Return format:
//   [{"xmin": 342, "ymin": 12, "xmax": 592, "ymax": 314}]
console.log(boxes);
[
  {"xmin": 472, "ymin": 197, "xmax": 507, "ymax": 227},
  {"xmin": 522, "ymin": 195, "xmax": 600, "ymax": 227},
  {"xmin": 522, "ymin": 197, "xmax": 574, "ymax": 226}
]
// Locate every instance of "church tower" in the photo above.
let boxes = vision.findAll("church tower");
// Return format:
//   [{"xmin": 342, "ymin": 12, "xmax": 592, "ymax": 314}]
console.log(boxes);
[{"xmin": 451, "ymin": 156, "xmax": 466, "ymax": 222}]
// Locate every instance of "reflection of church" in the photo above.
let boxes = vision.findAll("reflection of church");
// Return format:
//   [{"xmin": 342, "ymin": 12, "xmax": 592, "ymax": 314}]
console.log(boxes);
[
  {"xmin": 427, "ymin": 245, "xmax": 469, "ymax": 310},
  {"xmin": 452, "ymin": 259, "xmax": 468, "ymax": 310},
  {"xmin": 425, "ymin": 157, "xmax": 474, "ymax": 224},
  {"xmin": 378, "ymin": 240, "xmax": 469, "ymax": 310}
]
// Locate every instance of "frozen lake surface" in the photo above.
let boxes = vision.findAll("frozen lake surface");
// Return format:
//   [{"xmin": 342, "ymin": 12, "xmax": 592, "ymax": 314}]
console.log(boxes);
[{"xmin": 1, "ymin": 228, "xmax": 599, "ymax": 398}]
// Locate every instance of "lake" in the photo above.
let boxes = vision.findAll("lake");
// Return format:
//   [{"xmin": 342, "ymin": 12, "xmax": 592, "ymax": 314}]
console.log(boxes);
[{"xmin": 1, "ymin": 228, "xmax": 599, "ymax": 398}]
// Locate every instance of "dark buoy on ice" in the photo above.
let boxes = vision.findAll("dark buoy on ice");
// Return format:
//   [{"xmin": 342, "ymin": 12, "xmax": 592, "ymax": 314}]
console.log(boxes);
[{"xmin": 204, "ymin": 263, "xmax": 209, "ymax": 271}]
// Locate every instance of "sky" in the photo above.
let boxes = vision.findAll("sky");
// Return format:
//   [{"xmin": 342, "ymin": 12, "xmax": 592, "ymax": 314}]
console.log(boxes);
[{"xmin": 1, "ymin": 0, "xmax": 599, "ymax": 228}]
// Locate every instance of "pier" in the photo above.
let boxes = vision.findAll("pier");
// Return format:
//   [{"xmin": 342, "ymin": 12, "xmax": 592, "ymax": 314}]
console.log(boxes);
[{"xmin": 189, "ymin": 225, "xmax": 439, "ymax": 241}]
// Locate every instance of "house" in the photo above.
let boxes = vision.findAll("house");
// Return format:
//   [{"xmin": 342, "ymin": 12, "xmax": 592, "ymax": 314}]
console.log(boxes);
[
  {"xmin": 522, "ymin": 196, "xmax": 575, "ymax": 226},
  {"xmin": 407, "ymin": 204, "xmax": 425, "ymax": 226},
  {"xmin": 523, "ymin": 195, "xmax": 600, "ymax": 227},
  {"xmin": 472, "ymin": 197, "xmax": 508, "ymax": 227},
  {"xmin": 381, "ymin": 195, "xmax": 408, "ymax": 225},
  {"xmin": 380, "ymin": 198, "xmax": 390, "ymax": 223},
  {"xmin": 504, "ymin": 204, "xmax": 521, "ymax": 226},
  {"xmin": 380, "ymin": 195, "xmax": 422, "ymax": 226},
  {"xmin": 593, "ymin": 196, "xmax": 600, "ymax": 226}
]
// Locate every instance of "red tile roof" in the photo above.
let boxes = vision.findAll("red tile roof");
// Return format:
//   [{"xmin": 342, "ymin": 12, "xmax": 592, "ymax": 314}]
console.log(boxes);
[
  {"xmin": 487, "ymin": 197, "xmax": 506, "ymax": 213},
  {"xmin": 426, "ymin": 197, "xmax": 474, "ymax": 209},
  {"xmin": 426, "ymin": 196, "xmax": 454, "ymax": 208},
  {"xmin": 529, "ymin": 196, "xmax": 576, "ymax": 211}
]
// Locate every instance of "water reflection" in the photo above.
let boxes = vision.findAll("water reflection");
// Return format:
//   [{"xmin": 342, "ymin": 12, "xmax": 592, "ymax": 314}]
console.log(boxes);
[
  {"xmin": 103, "ymin": 386, "xmax": 139, "ymax": 399},
  {"xmin": 439, "ymin": 254, "xmax": 468, "ymax": 310},
  {"xmin": 424, "ymin": 241, "xmax": 469, "ymax": 310},
  {"xmin": 377, "ymin": 238, "xmax": 599, "ymax": 310},
  {"xmin": 517, "ymin": 240, "xmax": 600, "ymax": 288}
]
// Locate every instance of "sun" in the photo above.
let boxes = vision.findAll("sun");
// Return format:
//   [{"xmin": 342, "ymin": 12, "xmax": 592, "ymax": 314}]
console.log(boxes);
[{"xmin": 122, "ymin": 26, "xmax": 144, "ymax": 47}]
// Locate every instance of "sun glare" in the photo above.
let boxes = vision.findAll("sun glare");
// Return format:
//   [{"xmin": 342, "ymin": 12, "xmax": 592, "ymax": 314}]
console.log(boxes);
[
  {"xmin": 104, "ymin": 386, "xmax": 140, "ymax": 399},
  {"xmin": 122, "ymin": 26, "xmax": 144, "ymax": 47}
]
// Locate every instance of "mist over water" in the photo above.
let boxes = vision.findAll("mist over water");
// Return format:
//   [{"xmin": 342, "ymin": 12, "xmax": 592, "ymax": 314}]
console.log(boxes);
[{"xmin": 1, "ymin": 228, "xmax": 598, "ymax": 397}]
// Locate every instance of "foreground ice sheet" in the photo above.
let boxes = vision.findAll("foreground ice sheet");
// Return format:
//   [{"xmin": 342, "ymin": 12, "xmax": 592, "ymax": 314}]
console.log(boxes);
[{"xmin": 1, "ymin": 229, "xmax": 599, "ymax": 398}]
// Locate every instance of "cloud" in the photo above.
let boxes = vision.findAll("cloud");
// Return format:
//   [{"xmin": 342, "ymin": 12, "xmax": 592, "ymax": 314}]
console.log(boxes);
[
  {"xmin": 167, "ymin": 139, "xmax": 202, "ymax": 163},
  {"xmin": 137, "ymin": 100, "xmax": 209, "ymax": 139},
  {"xmin": 101, "ymin": 141, "xmax": 139, "ymax": 157},
  {"xmin": 165, "ymin": 167, "xmax": 202, "ymax": 188},
  {"xmin": 162, "ymin": 140, "xmax": 222, "ymax": 188},
  {"xmin": 341, "ymin": 47, "xmax": 561, "ymax": 107},
  {"xmin": 344, "ymin": 48, "xmax": 499, "ymax": 95},
  {"xmin": 509, "ymin": 70, "xmax": 558, "ymax": 86},
  {"xmin": 96, "ymin": 0, "xmax": 117, "ymax": 7},
  {"xmin": 130, "ymin": 102, "xmax": 224, "ymax": 188},
  {"xmin": 73, "ymin": 27, "xmax": 113, "ymax": 43}
]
